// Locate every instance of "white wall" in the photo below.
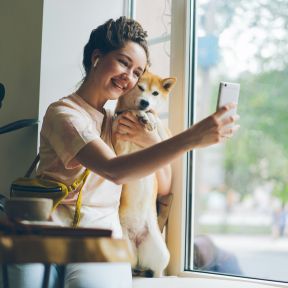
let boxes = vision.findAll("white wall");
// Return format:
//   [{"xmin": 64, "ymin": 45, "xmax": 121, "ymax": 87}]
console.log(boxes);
[
  {"xmin": 0, "ymin": 0, "xmax": 125, "ymax": 198},
  {"xmin": 39, "ymin": 0, "xmax": 125, "ymax": 121},
  {"xmin": 0, "ymin": 0, "xmax": 43, "ymax": 197}
]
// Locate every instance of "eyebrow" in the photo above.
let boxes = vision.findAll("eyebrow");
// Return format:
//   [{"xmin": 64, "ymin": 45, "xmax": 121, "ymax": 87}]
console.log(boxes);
[{"xmin": 117, "ymin": 53, "xmax": 144, "ymax": 72}]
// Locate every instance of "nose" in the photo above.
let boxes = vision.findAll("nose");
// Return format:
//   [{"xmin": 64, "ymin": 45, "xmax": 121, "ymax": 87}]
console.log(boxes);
[
  {"xmin": 120, "ymin": 69, "xmax": 137, "ymax": 87},
  {"xmin": 140, "ymin": 99, "xmax": 149, "ymax": 110}
]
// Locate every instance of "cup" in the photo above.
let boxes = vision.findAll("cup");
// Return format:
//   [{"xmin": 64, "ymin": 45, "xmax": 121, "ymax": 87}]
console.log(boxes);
[{"xmin": 5, "ymin": 197, "xmax": 53, "ymax": 221}]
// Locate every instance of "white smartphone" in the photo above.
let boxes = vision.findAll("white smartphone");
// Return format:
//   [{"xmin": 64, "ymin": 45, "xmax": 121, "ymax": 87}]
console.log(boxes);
[{"xmin": 216, "ymin": 81, "xmax": 240, "ymax": 117}]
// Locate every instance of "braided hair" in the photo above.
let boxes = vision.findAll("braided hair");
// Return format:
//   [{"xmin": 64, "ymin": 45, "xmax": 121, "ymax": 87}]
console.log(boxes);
[{"xmin": 83, "ymin": 16, "xmax": 150, "ymax": 77}]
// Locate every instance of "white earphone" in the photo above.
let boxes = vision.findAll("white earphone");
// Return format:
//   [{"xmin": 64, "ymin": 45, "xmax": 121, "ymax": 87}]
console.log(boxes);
[{"xmin": 93, "ymin": 57, "xmax": 99, "ymax": 68}]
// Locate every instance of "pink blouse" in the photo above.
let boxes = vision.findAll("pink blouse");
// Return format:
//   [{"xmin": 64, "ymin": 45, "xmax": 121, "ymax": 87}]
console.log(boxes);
[{"xmin": 37, "ymin": 93, "xmax": 122, "ymax": 238}]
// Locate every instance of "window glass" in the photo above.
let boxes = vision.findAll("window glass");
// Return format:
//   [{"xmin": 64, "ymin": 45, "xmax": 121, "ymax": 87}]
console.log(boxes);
[
  {"xmin": 134, "ymin": 0, "xmax": 172, "ymax": 120},
  {"xmin": 191, "ymin": 0, "xmax": 288, "ymax": 282}
]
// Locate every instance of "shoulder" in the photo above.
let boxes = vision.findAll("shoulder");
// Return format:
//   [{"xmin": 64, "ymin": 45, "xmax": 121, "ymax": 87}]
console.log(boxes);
[
  {"xmin": 42, "ymin": 94, "xmax": 92, "ymax": 135},
  {"xmin": 46, "ymin": 94, "xmax": 88, "ymax": 119}
]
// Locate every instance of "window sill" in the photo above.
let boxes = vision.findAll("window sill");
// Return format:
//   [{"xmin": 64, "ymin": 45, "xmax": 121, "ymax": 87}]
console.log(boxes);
[{"xmin": 133, "ymin": 276, "xmax": 283, "ymax": 288}]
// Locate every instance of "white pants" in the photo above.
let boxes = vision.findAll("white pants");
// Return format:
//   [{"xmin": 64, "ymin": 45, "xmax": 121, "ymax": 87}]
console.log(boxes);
[{"xmin": 0, "ymin": 263, "xmax": 132, "ymax": 288}]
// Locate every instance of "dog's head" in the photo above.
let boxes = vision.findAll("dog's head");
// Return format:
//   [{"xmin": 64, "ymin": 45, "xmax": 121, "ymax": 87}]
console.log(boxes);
[{"xmin": 115, "ymin": 71, "xmax": 176, "ymax": 113}]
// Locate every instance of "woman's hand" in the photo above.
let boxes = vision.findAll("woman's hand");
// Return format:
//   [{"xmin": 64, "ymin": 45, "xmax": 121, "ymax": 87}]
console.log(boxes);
[
  {"xmin": 185, "ymin": 103, "xmax": 240, "ymax": 149},
  {"xmin": 115, "ymin": 111, "xmax": 161, "ymax": 148}
]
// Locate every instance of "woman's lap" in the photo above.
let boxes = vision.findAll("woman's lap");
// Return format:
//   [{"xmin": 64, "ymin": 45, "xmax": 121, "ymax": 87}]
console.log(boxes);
[
  {"xmin": 0, "ymin": 263, "xmax": 132, "ymax": 288},
  {"xmin": 65, "ymin": 263, "xmax": 132, "ymax": 288}
]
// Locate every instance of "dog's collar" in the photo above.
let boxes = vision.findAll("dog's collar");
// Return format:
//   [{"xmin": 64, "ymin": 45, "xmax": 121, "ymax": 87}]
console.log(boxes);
[
  {"xmin": 113, "ymin": 110, "xmax": 125, "ymax": 120},
  {"xmin": 113, "ymin": 111, "xmax": 124, "ymax": 119},
  {"xmin": 114, "ymin": 111, "xmax": 124, "ymax": 116},
  {"xmin": 114, "ymin": 109, "xmax": 153, "ymax": 119}
]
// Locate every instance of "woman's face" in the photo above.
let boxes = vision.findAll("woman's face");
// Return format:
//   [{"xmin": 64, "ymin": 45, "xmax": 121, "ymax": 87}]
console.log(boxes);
[{"xmin": 92, "ymin": 41, "xmax": 147, "ymax": 101}]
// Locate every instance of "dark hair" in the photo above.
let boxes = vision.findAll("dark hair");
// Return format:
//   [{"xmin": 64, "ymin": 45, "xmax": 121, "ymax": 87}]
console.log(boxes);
[{"xmin": 83, "ymin": 16, "xmax": 150, "ymax": 76}]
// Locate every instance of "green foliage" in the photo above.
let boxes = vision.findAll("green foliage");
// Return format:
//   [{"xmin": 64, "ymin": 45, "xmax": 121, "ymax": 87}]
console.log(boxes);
[
  {"xmin": 273, "ymin": 182, "xmax": 288, "ymax": 205},
  {"xmin": 224, "ymin": 69, "xmax": 288, "ymax": 197}
]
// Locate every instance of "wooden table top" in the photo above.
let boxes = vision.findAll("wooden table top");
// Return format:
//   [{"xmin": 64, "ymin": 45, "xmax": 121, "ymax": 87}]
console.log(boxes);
[{"xmin": 0, "ymin": 220, "xmax": 133, "ymax": 264}]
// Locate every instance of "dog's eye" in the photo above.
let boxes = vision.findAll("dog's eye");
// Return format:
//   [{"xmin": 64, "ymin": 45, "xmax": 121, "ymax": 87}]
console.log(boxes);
[
  {"xmin": 138, "ymin": 85, "xmax": 145, "ymax": 92},
  {"xmin": 152, "ymin": 91, "xmax": 159, "ymax": 96}
]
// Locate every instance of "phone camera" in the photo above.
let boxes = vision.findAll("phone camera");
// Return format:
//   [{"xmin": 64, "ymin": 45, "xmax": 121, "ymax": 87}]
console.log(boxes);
[{"xmin": 224, "ymin": 83, "xmax": 227, "ymax": 87}]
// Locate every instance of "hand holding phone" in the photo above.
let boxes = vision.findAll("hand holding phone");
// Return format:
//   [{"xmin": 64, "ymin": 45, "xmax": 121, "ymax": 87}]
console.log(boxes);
[{"xmin": 216, "ymin": 82, "xmax": 240, "ymax": 118}]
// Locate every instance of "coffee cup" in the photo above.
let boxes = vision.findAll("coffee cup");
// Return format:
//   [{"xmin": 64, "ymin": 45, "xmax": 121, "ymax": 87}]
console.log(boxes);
[{"xmin": 5, "ymin": 197, "xmax": 53, "ymax": 221}]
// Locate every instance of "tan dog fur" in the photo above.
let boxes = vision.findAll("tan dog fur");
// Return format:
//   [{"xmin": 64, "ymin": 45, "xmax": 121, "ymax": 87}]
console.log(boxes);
[{"xmin": 112, "ymin": 71, "xmax": 176, "ymax": 277}]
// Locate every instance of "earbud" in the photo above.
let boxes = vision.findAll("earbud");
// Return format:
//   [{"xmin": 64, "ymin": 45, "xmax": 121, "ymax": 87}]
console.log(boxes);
[{"xmin": 93, "ymin": 58, "xmax": 99, "ymax": 68}]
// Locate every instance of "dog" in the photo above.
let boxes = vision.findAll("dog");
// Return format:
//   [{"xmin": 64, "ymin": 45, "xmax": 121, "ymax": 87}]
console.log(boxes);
[{"xmin": 112, "ymin": 70, "xmax": 176, "ymax": 277}]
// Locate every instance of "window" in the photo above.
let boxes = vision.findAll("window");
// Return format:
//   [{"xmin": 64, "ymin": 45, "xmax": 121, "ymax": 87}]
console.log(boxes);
[
  {"xmin": 189, "ymin": 0, "xmax": 288, "ymax": 283},
  {"xmin": 129, "ymin": 0, "xmax": 172, "ymax": 122}
]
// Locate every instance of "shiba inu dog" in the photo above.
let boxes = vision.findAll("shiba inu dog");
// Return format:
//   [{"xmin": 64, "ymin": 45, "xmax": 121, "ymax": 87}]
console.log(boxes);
[{"xmin": 112, "ymin": 71, "xmax": 176, "ymax": 277}]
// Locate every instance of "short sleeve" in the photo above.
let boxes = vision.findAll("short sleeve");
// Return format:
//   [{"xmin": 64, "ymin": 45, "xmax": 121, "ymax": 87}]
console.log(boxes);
[{"xmin": 42, "ymin": 104, "xmax": 100, "ymax": 168}]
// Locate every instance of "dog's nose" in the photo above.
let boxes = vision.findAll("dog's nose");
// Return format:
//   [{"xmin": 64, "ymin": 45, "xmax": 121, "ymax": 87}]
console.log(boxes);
[{"xmin": 140, "ymin": 99, "xmax": 149, "ymax": 110}]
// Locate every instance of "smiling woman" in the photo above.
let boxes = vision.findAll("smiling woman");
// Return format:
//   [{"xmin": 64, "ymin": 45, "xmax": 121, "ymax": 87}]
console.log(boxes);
[
  {"xmin": 6, "ymin": 16, "xmax": 150, "ymax": 288},
  {"xmin": 4, "ymin": 14, "xmax": 240, "ymax": 288},
  {"xmin": 77, "ymin": 41, "xmax": 147, "ymax": 105}
]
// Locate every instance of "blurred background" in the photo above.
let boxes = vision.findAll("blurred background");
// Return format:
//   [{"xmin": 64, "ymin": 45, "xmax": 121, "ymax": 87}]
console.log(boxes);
[{"xmin": 193, "ymin": 0, "xmax": 288, "ymax": 282}]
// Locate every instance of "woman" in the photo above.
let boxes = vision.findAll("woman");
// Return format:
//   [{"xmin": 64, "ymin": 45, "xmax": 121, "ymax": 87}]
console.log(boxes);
[{"xmin": 5, "ymin": 16, "xmax": 239, "ymax": 288}]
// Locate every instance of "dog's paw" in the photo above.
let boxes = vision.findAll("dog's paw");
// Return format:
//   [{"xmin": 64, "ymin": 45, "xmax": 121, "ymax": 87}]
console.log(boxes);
[
  {"xmin": 146, "ymin": 121, "xmax": 157, "ymax": 131},
  {"xmin": 136, "ymin": 111, "xmax": 149, "ymax": 124},
  {"xmin": 138, "ymin": 116, "xmax": 148, "ymax": 125},
  {"xmin": 136, "ymin": 111, "xmax": 157, "ymax": 131},
  {"xmin": 132, "ymin": 268, "xmax": 154, "ymax": 278}
]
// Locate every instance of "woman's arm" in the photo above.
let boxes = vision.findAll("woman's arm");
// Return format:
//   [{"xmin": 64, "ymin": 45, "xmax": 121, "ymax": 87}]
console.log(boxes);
[{"xmin": 75, "ymin": 103, "xmax": 239, "ymax": 184}]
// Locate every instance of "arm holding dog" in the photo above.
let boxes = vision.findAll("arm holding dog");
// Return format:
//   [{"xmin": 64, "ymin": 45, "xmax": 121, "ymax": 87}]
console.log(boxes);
[{"xmin": 75, "ymin": 103, "xmax": 239, "ymax": 184}]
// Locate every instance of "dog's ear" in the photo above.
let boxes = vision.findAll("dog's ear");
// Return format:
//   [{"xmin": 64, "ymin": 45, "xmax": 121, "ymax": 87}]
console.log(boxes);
[{"xmin": 162, "ymin": 77, "xmax": 177, "ymax": 92}]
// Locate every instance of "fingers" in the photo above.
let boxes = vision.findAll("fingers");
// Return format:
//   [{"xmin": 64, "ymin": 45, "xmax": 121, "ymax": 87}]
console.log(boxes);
[
  {"xmin": 117, "ymin": 122, "xmax": 135, "ymax": 134},
  {"xmin": 220, "ymin": 124, "xmax": 240, "ymax": 139},
  {"xmin": 116, "ymin": 112, "xmax": 141, "ymax": 134},
  {"xmin": 118, "ymin": 117, "xmax": 136, "ymax": 129},
  {"xmin": 117, "ymin": 112, "xmax": 143, "ymax": 140},
  {"xmin": 120, "ymin": 111, "xmax": 138, "ymax": 123},
  {"xmin": 215, "ymin": 102, "xmax": 237, "ymax": 118},
  {"xmin": 221, "ymin": 114, "xmax": 240, "ymax": 126}
]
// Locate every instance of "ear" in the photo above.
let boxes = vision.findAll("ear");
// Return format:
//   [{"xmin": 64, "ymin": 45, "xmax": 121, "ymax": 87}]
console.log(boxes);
[{"xmin": 162, "ymin": 77, "xmax": 177, "ymax": 92}]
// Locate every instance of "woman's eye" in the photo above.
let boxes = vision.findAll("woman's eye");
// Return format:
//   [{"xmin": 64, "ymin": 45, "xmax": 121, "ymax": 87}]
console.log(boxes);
[
  {"xmin": 138, "ymin": 85, "xmax": 145, "ymax": 92},
  {"xmin": 119, "ymin": 59, "xmax": 129, "ymax": 67},
  {"xmin": 152, "ymin": 91, "xmax": 159, "ymax": 96},
  {"xmin": 133, "ymin": 71, "xmax": 141, "ymax": 79}
]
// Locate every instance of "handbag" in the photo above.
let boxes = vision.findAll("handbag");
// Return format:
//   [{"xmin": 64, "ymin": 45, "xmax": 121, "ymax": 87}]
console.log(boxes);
[{"xmin": 10, "ymin": 154, "xmax": 90, "ymax": 227}]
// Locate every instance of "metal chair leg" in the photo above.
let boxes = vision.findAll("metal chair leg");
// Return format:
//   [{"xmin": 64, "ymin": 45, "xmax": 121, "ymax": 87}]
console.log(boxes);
[
  {"xmin": 58, "ymin": 265, "xmax": 66, "ymax": 288},
  {"xmin": 2, "ymin": 264, "xmax": 9, "ymax": 288},
  {"xmin": 42, "ymin": 264, "xmax": 51, "ymax": 288}
]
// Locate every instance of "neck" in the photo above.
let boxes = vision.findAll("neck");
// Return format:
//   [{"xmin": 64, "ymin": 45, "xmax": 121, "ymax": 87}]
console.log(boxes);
[{"xmin": 76, "ymin": 78, "xmax": 106, "ymax": 111}]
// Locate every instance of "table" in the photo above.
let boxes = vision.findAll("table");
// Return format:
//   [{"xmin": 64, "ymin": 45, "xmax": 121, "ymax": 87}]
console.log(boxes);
[{"xmin": 0, "ymin": 221, "xmax": 133, "ymax": 288}]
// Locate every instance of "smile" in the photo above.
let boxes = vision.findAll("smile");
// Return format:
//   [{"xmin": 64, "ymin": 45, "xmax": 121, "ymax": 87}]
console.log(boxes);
[{"xmin": 111, "ymin": 79, "xmax": 128, "ymax": 91}]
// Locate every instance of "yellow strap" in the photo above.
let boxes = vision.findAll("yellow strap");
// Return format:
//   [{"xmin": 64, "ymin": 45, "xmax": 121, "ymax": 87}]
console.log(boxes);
[
  {"xmin": 68, "ymin": 169, "xmax": 90, "ymax": 192},
  {"xmin": 72, "ymin": 170, "xmax": 90, "ymax": 228}
]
